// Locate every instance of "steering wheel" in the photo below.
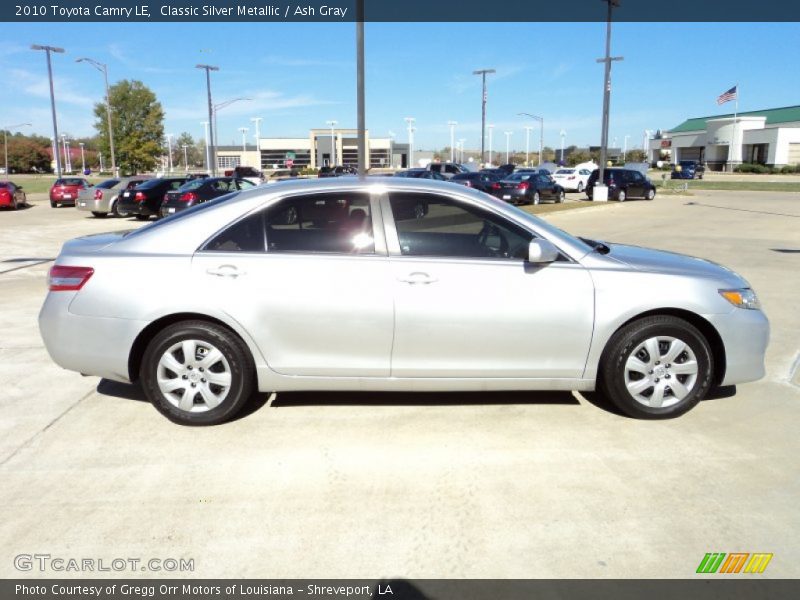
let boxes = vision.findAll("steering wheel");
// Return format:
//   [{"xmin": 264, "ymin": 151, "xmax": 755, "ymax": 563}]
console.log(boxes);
[{"xmin": 477, "ymin": 222, "xmax": 509, "ymax": 257}]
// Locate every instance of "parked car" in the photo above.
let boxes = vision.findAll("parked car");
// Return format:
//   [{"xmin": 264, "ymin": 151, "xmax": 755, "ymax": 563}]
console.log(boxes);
[
  {"xmin": 490, "ymin": 172, "xmax": 565, "ymax": 205},
  {"xmin": 160, "ymin": 177, "xmax": 256, "ymax": 217},
  {"xmin": 427, "ymin": 162, "xmax": 469, "ymax": 179},
  {"xmin": 586, "ymin": 168, "xmax": 657, "ymax": 201},
  {"xmin": 76, "ymin": 176, "xmax": 152, "ymax": 218},
  {"xmin": 450, "ymin": 171, "xmax": 501, "ymax": 192},
  {"xmin": 0, "ymin": 181, "xmax": 26, "ymax": 210},
  {"xmin": 552, "ymin": 167, "xmax": 594, "ymax": 193},
  {"xmin": 39, "ymin": 178, "xmax": 769, "ymax": 425},
  {"xmin": 223, "ymin": 166, "xmax": 263, "ymax": 185},
  {"xmin": 395, "ymin": 168, "xmax": 447, "ymax": 180},
  {"xmin": 49, "ymin": 177, "xmax": 90, "ymax": 208},
  {"xmin": 116, "ymin": 177, "xmax": 190, "ymax": 220},
  {"xmin": 671, "ymin": 160, "xmax": 705, "ymax": 180},
  {"xmin": 318, "ymin": 165, "xmax": 358, "ymax": 178}
]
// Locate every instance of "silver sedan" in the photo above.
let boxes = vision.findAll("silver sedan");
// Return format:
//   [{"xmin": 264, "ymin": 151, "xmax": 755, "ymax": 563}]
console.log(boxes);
[{"xmin": 39, "ymin": 179, "xmax": 769, "ymax": 425}]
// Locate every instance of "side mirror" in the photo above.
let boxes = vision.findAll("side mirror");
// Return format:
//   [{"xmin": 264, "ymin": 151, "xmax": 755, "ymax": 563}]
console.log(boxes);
[{"xmin": 527, "ymin": 239, "xmax": 559, "ymax": 264}]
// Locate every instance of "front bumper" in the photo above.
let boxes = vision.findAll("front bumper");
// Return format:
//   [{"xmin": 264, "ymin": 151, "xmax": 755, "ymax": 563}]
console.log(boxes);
[{"xmin": 706, "ymin": 308, "xmax": 770, "ymax": 386}]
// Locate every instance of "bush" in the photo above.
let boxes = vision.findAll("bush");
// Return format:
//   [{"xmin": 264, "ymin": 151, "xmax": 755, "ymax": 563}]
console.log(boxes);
[
  {"xmin": 780, "ymin": 165, "xmax": 800, "ymax": 174},
  {"xmin": 735, "ymin": 163, "xmax": 771, "ymax": 174}
]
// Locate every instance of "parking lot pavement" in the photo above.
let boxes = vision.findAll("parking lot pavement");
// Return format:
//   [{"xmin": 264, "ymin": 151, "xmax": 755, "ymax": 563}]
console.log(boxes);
[{"xmin": 1, "ymin": 191, "xmax": 798, "ymax": 578}]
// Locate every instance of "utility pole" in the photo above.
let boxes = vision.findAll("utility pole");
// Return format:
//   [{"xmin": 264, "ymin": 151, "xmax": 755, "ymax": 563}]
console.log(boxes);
[
  {"xmin": 31, "ymin": 44, "xmax": 64, "ymax": 178},
  {"xmin": 560, "ymin": 130, "xmax": 567, "ymax": 164},
  {"xmin": 326, "ymin": 120, "xmax": 338, "ymax": 166},
  {"xmin": 623, "ymin": 134, "xmax": 630, "ymax": 161},
  {"xmin": 447, "ymin": 121, "xmax": 457, "ymax": 162},
  {"xmin": 76, "ymin": 57, "xmax": 116, "ymax": 177},
  {"xmin": 181, "ymin": 144, "xmax": 189, "ymax": 171},
  {"xmin": 239, "ymin": 127, "xmax": 249, "ymax": 153},
  {"xmin": 196, "ymin": 64, "xmax": 219, "ymax": 176},
  {"xmin": 356, "ymin": 0, "xmax": 366, "ymax": 176},
  {"xmin": 166, "ymin": 133, "xmax": 174, "ymax": 173},
  {"xmin": 473, "ymin": 68, "xmax": 496, "ymax": 165},
  {"xmin": 519, "ymin": 113, "xmax": 544, "ymax": 166},
  {"xmin": 504, "ymin": 131, "xmax": 513, "ymax": 164},
  {"xmin": 596, "ymin": 0, "xmax": 623, "ymax": 195},
  {"xmin": 458, "ymin": 138, "xmax": 466, "ymax": 163},
  {"xmin": 405, "ymin": 117, "xmax": 416, "ymax": 168},
  {"xmin": 250, "ymin": 117, "xmax": 262, "ymax": 147},
  {"xmin": 78, "ymin": 142, "xmax": 85, "ymax": 172}
]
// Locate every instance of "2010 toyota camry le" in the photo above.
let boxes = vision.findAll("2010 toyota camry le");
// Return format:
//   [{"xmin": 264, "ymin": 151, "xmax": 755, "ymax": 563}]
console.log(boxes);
[{"xmin": 38, "ymin": 178, "xmax": 769, "ymax": 425}]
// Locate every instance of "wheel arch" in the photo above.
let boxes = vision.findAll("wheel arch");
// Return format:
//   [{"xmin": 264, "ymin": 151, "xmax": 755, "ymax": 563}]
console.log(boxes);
[{"xmin": 599, "ymin": 308, "xmax": 727, "ymax": 387}]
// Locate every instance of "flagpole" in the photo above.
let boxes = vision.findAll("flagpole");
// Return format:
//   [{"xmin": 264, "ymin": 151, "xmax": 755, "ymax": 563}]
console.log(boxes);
[{"xmin": 732, "ymin": 83, "xmax": 739, "ymax": 172}]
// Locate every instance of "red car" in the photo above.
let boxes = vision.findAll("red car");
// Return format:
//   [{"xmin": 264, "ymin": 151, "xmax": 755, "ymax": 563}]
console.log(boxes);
[
  {"xmin": 50, "ymin": 177, "xmax": 89, "ymax": 208},
  {"xmin": 0, "ymin": 181, "xmax": 26, "ymax": 210}
]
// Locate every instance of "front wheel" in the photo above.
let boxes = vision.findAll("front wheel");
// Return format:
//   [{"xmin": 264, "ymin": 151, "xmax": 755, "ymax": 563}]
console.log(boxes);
[
  {"xmin": 646, "ymin": 188, "xmax": 656, "ymax": 201},
  {"xmin": 598, "ymin": 315, "xmax": 714, "ymax": 419},
  {"xmin": 140, "ymin": 321, "xmax": 255, "ymax": 425},
  {"xmin": 50, "ymin": 200, "xmax": 57, "ymax": 208}
]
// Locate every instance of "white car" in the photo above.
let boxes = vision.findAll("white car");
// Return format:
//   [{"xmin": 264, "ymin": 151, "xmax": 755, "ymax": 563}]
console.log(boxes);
[{"xmin": 553, "ymin": 168, "xmax": 594, "ymax": 193}]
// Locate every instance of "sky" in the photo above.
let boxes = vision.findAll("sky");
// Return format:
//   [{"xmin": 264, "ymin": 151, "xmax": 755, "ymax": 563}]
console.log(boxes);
[{"xmin": 5, "ymin": 21, "xmax": 800, "ymax": 152}]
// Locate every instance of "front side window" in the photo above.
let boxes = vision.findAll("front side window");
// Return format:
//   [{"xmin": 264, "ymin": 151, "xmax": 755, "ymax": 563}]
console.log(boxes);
[
  {"xmin": 389, "ymin": 193, "xmax": 532, "ymax": 260},
  {"xmin": 265, "ymin": 193, "xmax": 375, "ymax": 254}
]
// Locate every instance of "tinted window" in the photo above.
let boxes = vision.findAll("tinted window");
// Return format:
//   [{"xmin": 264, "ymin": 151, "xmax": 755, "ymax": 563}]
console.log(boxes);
[
  {"xmin": 179, "ymin": 179, "xmax": 206, "ymax": 191},
  {"xmin": 264, "ymin": 193, "xmax": 374, "ymax": 254},
  {"xmin": 204, "ymin": 211, "xmax": 265, "ymax": 252},
  {"xmin": 96, "ymin": 179, "xmax": 120, "ymax": 189},
  {"xmin": 506, "ymin": 173, "xmax": 532, "ymax": 181},
  {"xmin": 389, "ymin": 193, "xmax": 532, "ymax": 260},
  {"xmin": 55, "ymin": 178, "xmax": 85, "ymax": 186}
]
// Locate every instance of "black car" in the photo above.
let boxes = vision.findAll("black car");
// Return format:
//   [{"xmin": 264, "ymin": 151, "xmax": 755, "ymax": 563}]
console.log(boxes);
[
  {"xmin": 117, "ymin": 177, "xmax": 190, "ymax": 220},
  {"xmin": 586, "ymin": 168, "xmax": 657, "ymax": 201},
  {"xmin": 394, "ymin": 168, "xmax": 447, "ymax": 180},
  {"xmin": 671, "ymin": 160, "xmax": 705, "ymax": 180},
  {"xmin": 159, "ymin": 177, "xmax": 256, "ymax": 217},
  {"xmin": 427, "ymin": 162, "xmax": 469, "ymax": 179},
  {"xmin": 451, "ymin": 171, "xmax": 501, "ymax": 192},
  {"xmin": 490, "ymin": 172, "xmax": 565, "ymax": 205},
  {"xmin": 318, "ymin": 165, "xmax": 358, "ymax": 178}
]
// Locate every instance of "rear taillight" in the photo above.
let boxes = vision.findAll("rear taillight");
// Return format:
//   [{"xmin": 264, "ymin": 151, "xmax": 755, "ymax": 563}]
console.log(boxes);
[
  {"xmin": 48, "ymin": 266, "xmax": 94, "ymax": 291},
  {"xmin": 94, "ymin": 189, "xmax": 103, "ymax": 200},
  {"xmin": 180, "ymin": 192, "xmax": 197, "ymax": 202},
  {"xmin": 518, "ymin": 182, "xmax": 530, "ymax": 190},
  {"xmin": 490, "ymin": 182, "xmax": 501, "ymax": 190},
  {"xmin": 135, "ymin": 192, "xmax": 145, "ymax": 202}
]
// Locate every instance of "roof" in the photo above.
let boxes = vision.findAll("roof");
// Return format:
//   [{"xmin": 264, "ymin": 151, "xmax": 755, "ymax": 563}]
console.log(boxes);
[{"xmin": 669, "ymin": 105, "xmax": 800, "ymax": 133}]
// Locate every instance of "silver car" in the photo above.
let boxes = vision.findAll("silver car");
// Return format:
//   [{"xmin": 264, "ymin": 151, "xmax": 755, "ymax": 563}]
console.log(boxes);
[
  {"xmin": 39, "ymin": 179, "xmax": 769, "ymax": 425},
  {"xmin": 76, "ymin": 176, "xmax": 152, "ymax": 218}
]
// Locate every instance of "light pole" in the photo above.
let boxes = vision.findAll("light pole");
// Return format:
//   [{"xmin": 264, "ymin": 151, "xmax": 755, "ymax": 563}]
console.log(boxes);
[
  {"xmin": 504, "ymin": 131, "xmax": 513, "ymax": 164},
  {"xmin": 181, "ymin": 144, "xmax": 189, "ymax": 171},
  {"xmin": 356, "ymin": 1, "xmax": 366, "ymax": 176},
  {"xmin": 196, "ymin": 64, "xmax": 219, "ymax": 175},
  {"xmin": 623, "ymin": 134, "xmax": 630, "ymax": 161},
  {"xmin": 200, "ymin": 121, "xmax": 210, "ymax": 172},
  {"xmin": 388, "ymin": 130, "xmax": 396, "ymax": 168},
  {"xmin": 405, "ymin": 117, "xmax": 416, "ymax": 168},
  {"xmin": 447, "ymin": 121, "xmax": 457, "ymax": 162},
  {"xmin": 60, "ymin": 135, "xmax": 70, "ymax": 173},
  {"xmin": 458, "ymin": 138, "xmax": 466, "ymax": 162},
  {"xmin": 560, "ymin": 130, "xmax": 567, "ymax": 164},
  {"xmin": 596, "ymin": 0, "xmax": 623, "ymax": 191},
  {"xmin": 473, "ymin": 68, "xmax": 496, "ymax": 164},
  {"xmin": 239, "ymin": 127, "xmax": 249, "ymax": 153},
  {"xmin": 488, "ymin": 124, "xmax": 494, "ymax": 165},
  {"xmin": 76, "ymin": 57, "xmax": 117, "ymax": 177},
  {"xmin": 3, "ymin": 123, "xmax": 31, "ymax": 181},
  {"xmin": 524, "ymin": 126, "xmax": 533, "ymax": 166},
  {"xmin": 31, "ymin": 44, "xmax": 64, "ymax": 178},
  {"xmin": 326, "ymin": 119, "xmax": 338, "ymax": 166},
  {"xmin": 78, "ymin": 142, "xmax": 85, "ymax": 173},
  {"xmin": 518, "ymin": 113, "xmax": 544, "ymax": 166},
  {"xmin": 166, "ymin": 134, "xmax": 174, "ymax": 173},
  {"xmin": 643, "ymin": 129, "xmax": 651, "ymax": 164},
  {"xmin": 250, "ymin": 117, "xmax": 262, "ymax": 148}
]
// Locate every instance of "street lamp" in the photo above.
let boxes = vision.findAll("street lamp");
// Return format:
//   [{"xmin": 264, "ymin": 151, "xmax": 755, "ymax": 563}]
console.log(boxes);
[
  {"xmin": 326, "ymin": 120, "xmax": 338, "ymax": 166},
  {"xmin": 488, "ymin": 124, "xmax": 494, "ymax": 165},
  {"xmin": 239, "ymin": 127, "xmax": 249, "ymax": 153},
  {"xmin": 458, "ymin": 138, "xmax": 466, "ymax": 163},
  {"xmin": 504, "ymin": 131, "xmax": 513, "ymax": 164},
  {"xmin": 32, "ymin": 44, "xmax": 65, "ymax": 178},
  {"xmin": 196, "ymin": 64, "xmax": 219, "ymax": 175},
  {"xmin": 447, "ymin": 121, "xmax": 458, "ymax": 163},
  {"xmin": 181, "ymin": 144, "xmax": 189, "ymax": 171},
  {"xmin": 60, "ymin": 135, "xmax": 70, "ymax": 173},
  {"xmin": 596, "ymin": 0, "xmax": 624, "ymax": 197},
  {"xmin": 524, "ymin": 126, "xmax": 534, "ymax": 166},
  {"xmin": 78, "ymin": 142, "xmax": 85, "ymax": 173},
  {"xmin": 518, "ymin": 113, "xmax": 544, "ymax": 166},
  {"xmin": 76, "ymin": 57, "xmax": 117, "ymax": 177},
  {"xmin": 623, "ymin": 135, "xmax": 630, "ymax": 161},
  {"xmin": 2, "ymin": 122, "xmax": 31, "ymax": 181},
  {"xmin": 405, "ymin": 117, "xmax": 416, "ymax": 168},
  {"xmin": 473, "ymin": 68, "xmax": 496, "ymax": 164},
  {"xmin": 560, "ymin": 130, "xmax": 567, "ymax": 164}
]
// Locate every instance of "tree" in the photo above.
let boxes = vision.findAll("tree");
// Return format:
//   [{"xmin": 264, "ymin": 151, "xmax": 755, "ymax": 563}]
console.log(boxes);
[
  {"xmin": 567, "ymin": 150, "xmax": 592, "ymax": 166},
  {"xmin": 625, "ymin": 149, "xmax": 647, "ymax": 163},
  {"xmin": 172, "ymin": 132, "xmax": 203, "ymax": 170},
  {"xmin": 94, "ymin": 80, "xmax": 164, "ymax": 174},
  {"xmin": 6, "ymin": 136, "xmax": 51, "ymax": 173}
]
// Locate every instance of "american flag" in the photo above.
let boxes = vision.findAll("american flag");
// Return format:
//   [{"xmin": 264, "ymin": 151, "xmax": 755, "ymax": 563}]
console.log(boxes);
[{"xmin": 717, "ymin": 86, "xmax": 738, "ymax": 105}]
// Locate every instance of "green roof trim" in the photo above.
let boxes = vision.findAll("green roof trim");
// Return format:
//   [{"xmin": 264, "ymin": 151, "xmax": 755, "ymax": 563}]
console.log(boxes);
[{"xmin": 669, "ymin": 105, "xmax": 800, "ymax": 133}]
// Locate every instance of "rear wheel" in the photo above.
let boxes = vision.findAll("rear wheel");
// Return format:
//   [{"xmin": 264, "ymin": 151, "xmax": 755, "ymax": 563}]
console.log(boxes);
[
  {"xmin": 598, "ymin": 315, "xmax": 713, "ymax": 419},
  {"xmin": 617, "ymin": 189, "xmax": 627, "ymax": 202},
  {"xmin": 557, "ymin": 189, "xmax": 565, "ymax": 203},
  {"xmin": 50, "ymin": 200, "xmax": 57, "ymax": 208},
  {"xmin": 577, "ymin": 182, "xmax": 584, "ymax": 193},
  {"xmin": 140, "ymin": 321, "xmax": 255, "ymax": 426},
  {"xmin": 646, "ymin": 188, "xmax": 656, "ymax": 201},
  {"xmin": 532, "ymin": 191, "xmax": 540, "ymax": 205}
]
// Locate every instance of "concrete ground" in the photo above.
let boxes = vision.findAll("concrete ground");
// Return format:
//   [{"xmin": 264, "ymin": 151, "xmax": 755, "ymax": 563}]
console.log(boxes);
[{"xmin": 0, "ymin": 190, "xmax": 798, "ymax": 579}]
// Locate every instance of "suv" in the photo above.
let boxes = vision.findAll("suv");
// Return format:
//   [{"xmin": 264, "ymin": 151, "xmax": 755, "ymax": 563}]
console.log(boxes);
[
  {"xmin": 671, "ymin": 160, "xmax": 705, "ymax": 180},
  {"xmin": 586, "ymin": 168, "xmax": 657, "ymax": 202},
  {"xmin": 427, "ymin": 163, "xmax": 469, "ymax": 179}
]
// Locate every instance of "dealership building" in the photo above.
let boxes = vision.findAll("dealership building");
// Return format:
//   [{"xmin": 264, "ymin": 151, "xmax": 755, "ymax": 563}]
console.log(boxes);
[
  {"xmin": 214, "ymin": 128, "xmax": 410, "ymax": 171},
  {"xmin": 648, "ymin": 105, "xmax": 800, "ymax": 170}
]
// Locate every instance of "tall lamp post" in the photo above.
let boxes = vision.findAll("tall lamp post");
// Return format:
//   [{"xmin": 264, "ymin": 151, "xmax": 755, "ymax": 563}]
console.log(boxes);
[
  {"xmin": 31, "ymin": 44, "xmax": 64, "ymax": 178},
  {"xmin": 447, "ymin": 120, "xmax": 458, "ymax": 163},
  {"xmin": 518, "ymin": 113, "xmax": 544, "ymax": 166},
  {"xmin": 166, "ymin": 134, "xmax": 174, "ymax": 173},
  {"xmin": 560, "ymin": 130, "xmax": 567, "ymax": 164},
  {"xmin": 196, "ymin": 64, "xmax": 219, "ymax": 175},
  {"xmin": 326, "ymin": 119, "xmax": 338, "ymax": 166},
  {"xmin": 458, "ymin": 138, "xmax": 466, "ymax": 163},
  {"xmin": 181, "ymin": 144, "xmax": 189, "ymax": 171},
  {"xmin": 405, "ymin": 117, "xmax": 416, "ymax": 168},
  {"xmin": 3, "ymin": 122, "xmax": 31, "ymax": 181},
  {"xmin": 473, "ymin": 68, "xmax": 496, "ymax": 165},
  {"xmin": 61, "ymin": 135, "xmax": 70, "ymax": 173},
  {"xmin": 596, "ymin": 0, "xmax": 623, "ymax": 197},
  {"xmin": 76, "ymin": 57, "xmax": 117, "ymax": 177},
  {"xmin": 78, "ymin": 142, "xmax": 85, "ymax": 173},
  {"xmin": 504, "ymin": 131, "xmax": 513, "ymax": 164},
  {"xmin": 239, "ymin": 127, "xmax": 249, "ymax": 153},
  {"xmin": 623, "ymin": 134, "xmax": 630, "ymax": 161}
]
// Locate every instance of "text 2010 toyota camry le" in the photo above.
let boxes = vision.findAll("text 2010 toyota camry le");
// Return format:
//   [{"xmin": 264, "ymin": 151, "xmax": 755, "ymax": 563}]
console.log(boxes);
[{"xmin": 39, "ymin": 179, "xmax": 769, "ymax": 425}]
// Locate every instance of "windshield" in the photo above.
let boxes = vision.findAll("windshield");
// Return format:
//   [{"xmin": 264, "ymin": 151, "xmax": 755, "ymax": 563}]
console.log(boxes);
[{"xmin": 556, "ymin": 169, "xmax": 574, "ymax": 175}]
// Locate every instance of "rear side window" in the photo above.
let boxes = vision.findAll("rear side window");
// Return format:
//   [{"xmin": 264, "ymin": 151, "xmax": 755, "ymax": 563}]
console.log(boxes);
[
  {"xmin": 96, "ymin": 179, "xmax": 120, "ymax": 189},
  {"xmin": 204, "ymin": 211, "xmax": 265, "ymax": 252}
]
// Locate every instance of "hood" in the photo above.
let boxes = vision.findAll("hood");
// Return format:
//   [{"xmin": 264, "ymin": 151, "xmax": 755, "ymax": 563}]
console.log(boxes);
[{"xmin": 607, "ymin": 243, "xmax": 748, "ymax": 287}]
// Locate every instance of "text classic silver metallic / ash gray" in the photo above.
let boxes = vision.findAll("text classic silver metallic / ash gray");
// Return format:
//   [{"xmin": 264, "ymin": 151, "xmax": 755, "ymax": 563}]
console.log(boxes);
[{"xmin": 39, "ymin": 178, "xmax": 769, "ymax": 425}]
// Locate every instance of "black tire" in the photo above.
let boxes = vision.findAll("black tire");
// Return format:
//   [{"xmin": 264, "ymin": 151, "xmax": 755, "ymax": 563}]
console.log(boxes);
[
  {"xmin": 50, "ymin": 200, "xmax": 57, "ymax": 208},
  {"xmin": 617, "ymin": 189, "xmax": 627, "ymax": 202},
  {"xmin": 91, "ymin": 211, "xmax": 107, "ymax": 218},
  {"xmin": 532, "ymin": 191, "xmax": 540, "ymax": 205},
  {"xmin": 134, "ymin": 214, "xmax": 149, "ymax": 221},
  {"xmin": 557, "ymin": 189, "xmax": 565, "ymax": 203},
  {"xmin": 577, "ymin": 182, "xmax": 584, "ymax": 193},
  {"xmin": 598, "ymin": 315, "xmax": 714, "ymax": 419},
  {"xmin": 646, "ymin": 188, "xmax": 656, "ymax": 201},
  {"xmin": 140, "ymin": 320, "xmax": 255, "ymax": 426},
  {"xmin": 110, "ymin": 199, "xmax": 121, "ymax": 217}
]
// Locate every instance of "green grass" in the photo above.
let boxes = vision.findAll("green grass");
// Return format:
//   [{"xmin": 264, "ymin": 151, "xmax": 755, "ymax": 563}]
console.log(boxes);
[
  {"xmin": 660, "ymin": 180, "xmax": 800, "ymax": 193},
  {"xmin": 6, "ymin": 174, "xmax": 108, "ymax": 195}
]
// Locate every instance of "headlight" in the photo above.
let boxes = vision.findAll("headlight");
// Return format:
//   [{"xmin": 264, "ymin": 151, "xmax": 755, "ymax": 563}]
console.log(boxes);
[{"xmin": 719, "ymin": 288, "xmax": 761, "ymax": 310}]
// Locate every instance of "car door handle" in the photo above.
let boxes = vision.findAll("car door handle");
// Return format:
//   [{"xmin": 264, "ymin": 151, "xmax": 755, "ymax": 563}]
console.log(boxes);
[
  {"xmin": 206, "ymin": 265, "xmax": 245, "ymax": 278},
  {"xmin": 398, "ymin": 272, "xmax": 438, "ymax": 285}
]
